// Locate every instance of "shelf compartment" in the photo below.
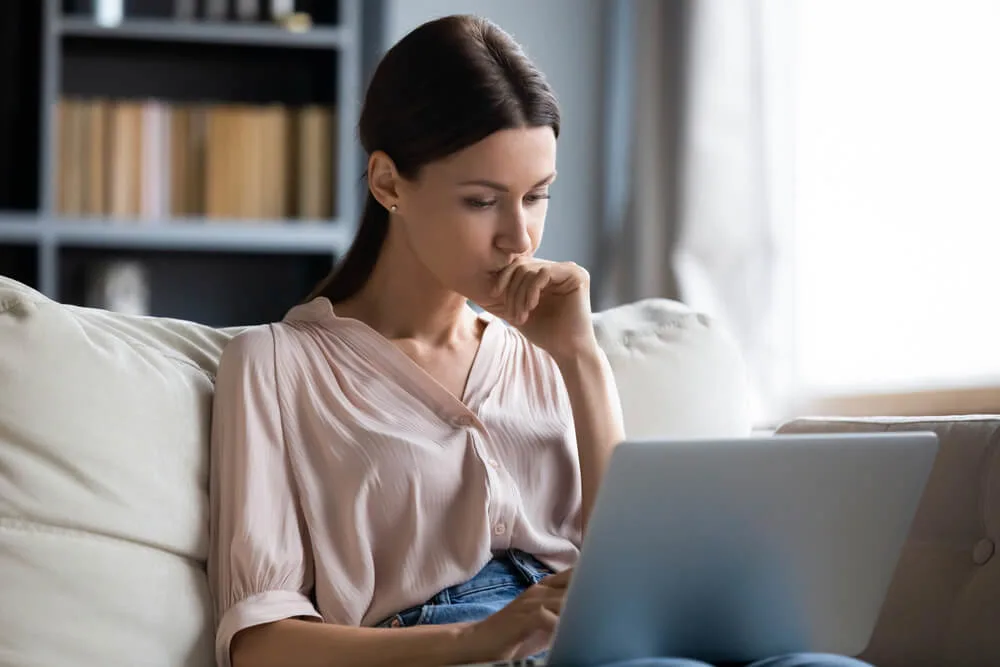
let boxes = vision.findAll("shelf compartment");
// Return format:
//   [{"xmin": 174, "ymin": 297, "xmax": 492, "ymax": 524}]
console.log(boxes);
[
  {"xmin": 49, "ymin": 219, "xmax": 352, "ymax": 254},
  {"xmin": 57, "ymin": 17, "xmax": 350, "ymax": 50},
  {"xmin": 62, "ymin": 34, "xmax": 338, "ymax": 105},
  {"xmin": 0, "ymin": 242, "xmax": 40, "ymax": 291},
  {"xmin": 0, "ymin": 1, "xmax": 43, "ymax": 212},
  {"xmin": 58, "ymin": 245, "xmax": 335, "ymax": 327},
  {"xmin": 60, "ymin": 1, "xmax": 341, "ymax": 27},
  {"xmin": 52, "ymin": 99, "xmax": 339, "ymax": 221}
]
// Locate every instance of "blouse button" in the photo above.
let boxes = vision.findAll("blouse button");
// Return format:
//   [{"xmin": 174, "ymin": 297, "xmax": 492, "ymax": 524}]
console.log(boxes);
[
  {"xmin": 494, "ymin": 523, "xmax": 507, "ymax": 535},
  {"xmin": 488, "ymin": 458, "xmax": 500, "ymax": 469}
]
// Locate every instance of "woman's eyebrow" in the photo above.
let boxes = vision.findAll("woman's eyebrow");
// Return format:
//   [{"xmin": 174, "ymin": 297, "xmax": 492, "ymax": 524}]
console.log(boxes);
[{"xmin": 456, "ymin": 172, "xmax": 557, "ymax": 192}]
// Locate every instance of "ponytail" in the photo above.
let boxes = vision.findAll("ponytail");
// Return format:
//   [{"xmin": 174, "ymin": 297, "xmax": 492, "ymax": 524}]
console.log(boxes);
[{"xmin": 305, "ymin": 192, "xmax": 390, "ymax": 304}]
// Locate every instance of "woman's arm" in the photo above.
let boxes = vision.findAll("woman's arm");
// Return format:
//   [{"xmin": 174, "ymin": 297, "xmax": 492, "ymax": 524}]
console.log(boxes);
[
  {"xmin": 231, "ymin": 619, "xmax": 466, "ymax": 667},
  {"xmin": 551, "ymin": 345, "xmax": 626, "ymax": 534},
  {"xmin": 232, "ymin": 566, "xmax": 572, "ymax": 667}
]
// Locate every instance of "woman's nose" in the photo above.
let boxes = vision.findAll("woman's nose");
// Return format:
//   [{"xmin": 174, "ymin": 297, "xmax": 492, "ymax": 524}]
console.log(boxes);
[{"xmin": 496, "ymin": 211, "xmax": 532, "ymax": 255}]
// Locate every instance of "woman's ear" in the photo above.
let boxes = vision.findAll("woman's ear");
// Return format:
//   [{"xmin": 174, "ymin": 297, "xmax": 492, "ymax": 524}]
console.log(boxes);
[{"xmin": 368, "ymin": 151, "xmax": 401, "ymax": 211}]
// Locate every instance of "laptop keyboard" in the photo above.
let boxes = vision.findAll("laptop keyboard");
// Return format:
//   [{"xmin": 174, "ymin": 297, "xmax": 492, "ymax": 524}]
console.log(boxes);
[{"xmin": 461, "ymin": 659, "xmax": 546, "ymax": 667}]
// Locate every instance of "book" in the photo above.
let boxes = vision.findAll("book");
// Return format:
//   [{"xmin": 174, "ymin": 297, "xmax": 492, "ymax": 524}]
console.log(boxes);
[
  {"xmin": 235, "ymin": 0, "xmax": 259, "ymax": 21},
  {"xmin": 57, "ymin": 96, "xmax": 336, "ymax": 223}
]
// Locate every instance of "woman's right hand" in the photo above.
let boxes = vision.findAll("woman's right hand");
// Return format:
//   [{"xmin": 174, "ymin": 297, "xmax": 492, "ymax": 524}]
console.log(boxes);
[{"xmin": 450, "ymin": 568, "xmax": 573, "ymax": 664}]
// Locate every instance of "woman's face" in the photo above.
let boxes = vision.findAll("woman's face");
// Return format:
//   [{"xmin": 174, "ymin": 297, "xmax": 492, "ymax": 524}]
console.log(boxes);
[{"xmin": 390, "ymin": 126, "xmax": 557, "ymax": 306}]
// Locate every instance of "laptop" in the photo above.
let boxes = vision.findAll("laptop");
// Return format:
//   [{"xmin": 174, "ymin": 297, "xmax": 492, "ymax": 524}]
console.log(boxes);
[{"xmin": 462, "ymin": 431, "xmax": 938, "ymax": 667}]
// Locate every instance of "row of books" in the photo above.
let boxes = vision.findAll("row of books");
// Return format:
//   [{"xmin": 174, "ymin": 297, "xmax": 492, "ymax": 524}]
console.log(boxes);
[
  {"xmin": 56, "ymin": 97, "xmax": 336, "ymax": 222},
  {"xmin": 65, "ymin": 1, "xmax": 325, "ymax": 24}
]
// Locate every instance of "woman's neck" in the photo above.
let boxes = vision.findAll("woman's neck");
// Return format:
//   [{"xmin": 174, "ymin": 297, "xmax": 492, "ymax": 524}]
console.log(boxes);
[{"xmin": 334, "ymin": 227, "xmax": 477, "ymax": 345}]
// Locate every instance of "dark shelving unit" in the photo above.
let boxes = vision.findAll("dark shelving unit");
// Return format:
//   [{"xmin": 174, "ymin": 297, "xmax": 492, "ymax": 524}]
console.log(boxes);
[
  {"xmin": 0, "ymin": 0, "xmax": 372, "ymax": 326},
  {"xmin": 0, "ymin": 243, "xmax": 40, "ymax": 291}
]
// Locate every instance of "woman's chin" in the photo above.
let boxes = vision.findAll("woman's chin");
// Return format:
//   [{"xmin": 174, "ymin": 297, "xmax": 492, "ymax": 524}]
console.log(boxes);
[{"xmin": 455, "ymin": 281, "xmax": 496, "ymax": 310}]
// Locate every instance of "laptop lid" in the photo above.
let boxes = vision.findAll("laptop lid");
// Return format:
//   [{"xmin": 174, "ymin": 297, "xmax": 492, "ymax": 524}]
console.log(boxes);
[{"xmin": 547, "ymin": 432, "xmax": 938, "ymax": 666}]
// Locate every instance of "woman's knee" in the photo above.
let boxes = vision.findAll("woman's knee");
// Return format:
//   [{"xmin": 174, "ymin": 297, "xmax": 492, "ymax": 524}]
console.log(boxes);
[{"xmin": 747, "ymin": 653, "xmax": 872, "ymax": 667}]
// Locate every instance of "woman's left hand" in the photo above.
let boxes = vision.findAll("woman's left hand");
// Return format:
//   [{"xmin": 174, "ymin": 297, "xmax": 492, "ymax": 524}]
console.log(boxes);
[{"xmin": 480, "ymin": 258, "xmax": 598, "ymax": 362}]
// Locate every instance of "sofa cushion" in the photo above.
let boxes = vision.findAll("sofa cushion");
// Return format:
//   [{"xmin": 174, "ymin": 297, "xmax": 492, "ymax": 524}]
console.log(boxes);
[
  {"xmin": 0, "ymin": 277, "xmax": 233, "ymax": 667},
  {"xmin": 0, "ymin": 275, "xmax": 751, "ymax": 667},
  {"xmin": 593, "ymin": 298, "xmax": 753, "ymax": 438},
  {"xmin": 777, "ymin": 416, "xmax": 1000, "ymax": 667}
]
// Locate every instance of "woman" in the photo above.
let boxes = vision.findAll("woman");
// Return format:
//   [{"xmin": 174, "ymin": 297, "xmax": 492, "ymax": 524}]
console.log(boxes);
[{"xmin": 207, "ymin": 15, "xmax": 872, "ymax": 667}]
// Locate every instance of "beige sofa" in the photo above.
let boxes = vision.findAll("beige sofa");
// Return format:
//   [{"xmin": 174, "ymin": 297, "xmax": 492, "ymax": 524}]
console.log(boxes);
[{"xmin": 0, "ymin": 274, "xmax": 996, "ymax": 667}]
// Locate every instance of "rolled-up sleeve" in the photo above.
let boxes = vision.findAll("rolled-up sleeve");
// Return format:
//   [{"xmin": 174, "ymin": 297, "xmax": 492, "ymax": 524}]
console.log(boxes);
[{"xmin": 208, "ymin": 327, "xmax": 321, "ymax": 667}]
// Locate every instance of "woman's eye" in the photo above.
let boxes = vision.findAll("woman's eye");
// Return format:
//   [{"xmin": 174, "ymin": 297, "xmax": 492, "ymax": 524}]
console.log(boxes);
[
  {"xmin": 464, "ymin": 198, "xmax": 497, "ymax": 209},
  {"xmin": 463, "ymin": 193, "xmax": 550, "ymax": 209}
]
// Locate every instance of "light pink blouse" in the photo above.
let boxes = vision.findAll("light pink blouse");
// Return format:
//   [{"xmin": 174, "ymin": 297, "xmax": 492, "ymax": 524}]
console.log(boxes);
[{"xmin": 207, "ymin": 297, "xmax": 584, "ymax": 667}]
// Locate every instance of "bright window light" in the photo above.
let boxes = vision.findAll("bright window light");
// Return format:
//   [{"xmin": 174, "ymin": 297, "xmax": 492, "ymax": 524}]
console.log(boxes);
[{"xmin": 793, "ymin": 0, "xmax": 1000, "ymax": 394}]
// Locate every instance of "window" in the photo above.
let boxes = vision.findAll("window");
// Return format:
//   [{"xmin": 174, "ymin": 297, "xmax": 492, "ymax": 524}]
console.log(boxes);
[{"xmin": 792, "ymin": 0, "xmax": 1000, "ymax": 399}]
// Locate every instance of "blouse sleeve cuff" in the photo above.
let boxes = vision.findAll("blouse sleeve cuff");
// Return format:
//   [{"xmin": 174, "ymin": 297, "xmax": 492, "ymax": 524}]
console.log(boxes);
[{"xmin": 215, "ymin": 590, "xmax": 322, "ymax": 667}]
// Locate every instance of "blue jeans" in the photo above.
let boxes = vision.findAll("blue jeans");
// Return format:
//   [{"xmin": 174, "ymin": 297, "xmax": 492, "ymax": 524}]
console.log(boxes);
[{"xmin": 377, "ymin": 550, "xmax": 873, "ymax": 667}]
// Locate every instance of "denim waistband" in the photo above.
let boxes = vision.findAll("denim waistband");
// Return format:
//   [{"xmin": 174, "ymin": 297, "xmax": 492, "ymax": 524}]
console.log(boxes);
[
  {"xmin": 428, "ymin": 549, "xmax": 554, "ymax": 604},
  {"xmin": 377, "ymin": 549, "xmax": 555, "ymax": 628}
]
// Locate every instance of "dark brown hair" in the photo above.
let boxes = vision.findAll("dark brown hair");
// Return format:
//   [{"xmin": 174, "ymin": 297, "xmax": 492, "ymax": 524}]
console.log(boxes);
[{"xmin": 306, "ymin": 14, "xmax": 561, "ymax": 304}]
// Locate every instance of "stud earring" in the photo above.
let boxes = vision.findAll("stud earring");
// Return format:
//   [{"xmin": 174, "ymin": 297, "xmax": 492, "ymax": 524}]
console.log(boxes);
[{"xmin": 390, "ymin": 204, "xmax": 398, "ymax": 212}]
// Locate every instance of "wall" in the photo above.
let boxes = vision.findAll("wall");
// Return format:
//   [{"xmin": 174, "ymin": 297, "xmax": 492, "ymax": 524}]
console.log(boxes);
[{"xmin": 381, "ymin": 0, "xmax": 606, "ymax": 267}]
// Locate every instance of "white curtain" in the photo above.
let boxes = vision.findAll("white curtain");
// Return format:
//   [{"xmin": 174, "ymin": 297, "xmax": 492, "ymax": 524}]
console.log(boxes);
[{"xmin": 602, "ymin": 0, "xmax": 795, "ymax": 424}]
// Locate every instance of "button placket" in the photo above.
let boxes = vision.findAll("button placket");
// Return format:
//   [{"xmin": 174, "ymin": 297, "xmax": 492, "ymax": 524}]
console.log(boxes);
[
  {"xmin": 468, "ymin": 425, "xmax": 503, "ymax": 474},
  {"xmin": 473, "ymin": 428, "xmax": 514, "ymax": 548}
]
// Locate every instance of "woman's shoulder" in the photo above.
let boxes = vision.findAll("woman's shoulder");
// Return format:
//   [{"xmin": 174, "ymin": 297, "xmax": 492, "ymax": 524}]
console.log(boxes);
[
  {"xmin": 215, "ymin": 326, "xmax": 280, "ymax": 390},
  {"xmin": 219, "ymin": 297, "xmax": 340, "ymax": 361}
]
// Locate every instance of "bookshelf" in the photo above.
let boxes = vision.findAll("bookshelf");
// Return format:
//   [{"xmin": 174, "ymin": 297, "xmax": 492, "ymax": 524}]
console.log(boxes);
[
  {"xmin": 0, "ymin": 0, "xmax": 374, "ymax": 327},
  {"xmin": 56, "ymin": 16, "xmax": 354, "ymax": 48}
]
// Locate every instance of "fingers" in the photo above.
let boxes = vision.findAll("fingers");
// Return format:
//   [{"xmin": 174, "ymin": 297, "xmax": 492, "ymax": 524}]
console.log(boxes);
[
  {"xmin": 509, "ymin": 606, "xmax": 560, "ymax": 661},
  {"xmin": 531, "ymin": 605, "xmax": 560, "ymax": 632},
  {"xmin": 519, "ymin": 269, "xmax": 549, "ymax": 322},
  {"xmin": 465, "ymin": 586, "xmax": 564, "ymax": 663},
  {"xmin": 511, "ymin": 268, "xmax": 551, "ymax": 325},
  {"xmin": 490, "ymin": 260, "xmax": 551, "ymax": 325},
  {"xmin": 491, "ymin": 260, "xmax": 520, "ymax": 298},
  {"xmin": 513, "ymin": 575, "xmax": 569, "ymax": 615},
  {"xmin": 488, "ymin": 258, "xmax": 588, "ymax": 326},
  {"xmin": 508, "ymin": 597, "xmax": 561, "ymax": 642},
  {"xmin": 537, "ymin": 568, "xmax": 573, "ymax": 589},
  {"xmin": 527, "ymin": 273, "xmax": 545, "ymax": 311},
  {"xmin": 541, "ymin": 594, "xmax": 565, "ymax": 615},
  {"xmin": 507, "ymin": 266, "xmax": 535, "ymax": 324},
  {"xmin": 490, "ymin": 260, "xmax": 525, "ymax": 323}
]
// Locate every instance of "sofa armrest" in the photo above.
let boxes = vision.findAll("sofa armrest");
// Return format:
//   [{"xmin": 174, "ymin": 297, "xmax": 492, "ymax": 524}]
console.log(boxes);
[{"xmin": 776, "ymin": 416, "xmax": 1000, "ymax": 667}]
